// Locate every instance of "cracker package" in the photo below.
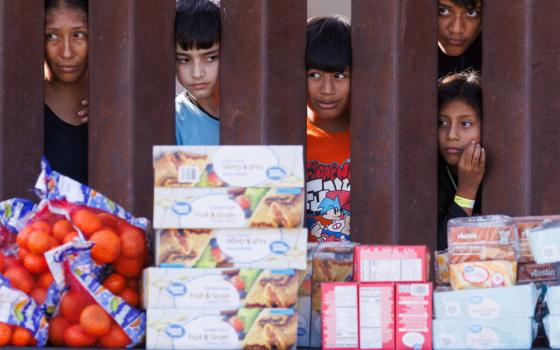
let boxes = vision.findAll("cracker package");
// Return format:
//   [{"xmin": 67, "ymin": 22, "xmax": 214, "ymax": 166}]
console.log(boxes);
[
  {"xmin": 143, "ymin": 267, "xmax": 298, "ymax": 309},
  {"xmin": 155, "ymin": 228, "xmax": 307, "ymax": 270},
  {"xmin": 447, "ymin": 215, "xmax": 519, "ymax": 263},
  {"xmin": 310, "ymin": 242, "xmax": 357, "ymax": 348},
  {"xmin": 320, "ymin": 282, "xmax": 359, "ymax": 350},
  {"xmin": 153, "ymin": 146, "xmax": 304, "ymax": 229},
  {"xmin": 147, "ymin": 308, "xmax": 297, "ymax": 349},
  {"xmin": 434, "ymin": 250, "xmax": 450, "ymax": 286},
  {"xmin": 514, "ymin": 216, "xmax": 560, "ymax": 263},
  {"xmin": 354, "ymin": 245, "xmax": 429, "ymax": 282},
  {"xmin": 517, "ymin": 262, "xmax": 560, "ymax": 284},
  {"xmin": 449, "ymin": 260, "xmax": 517, "ymax": 290}
]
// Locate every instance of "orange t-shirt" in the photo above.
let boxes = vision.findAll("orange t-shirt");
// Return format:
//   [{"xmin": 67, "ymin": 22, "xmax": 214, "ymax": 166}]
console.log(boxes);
[{"xmin": 306, "ymin": 117, "xmax": 351, "ymax": 242}]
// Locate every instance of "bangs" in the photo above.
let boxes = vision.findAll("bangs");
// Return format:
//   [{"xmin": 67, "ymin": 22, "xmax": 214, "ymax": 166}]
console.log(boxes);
[
  {"xmin": 451, "ymin": 0, "xmax": 482, "ymax": 9},
  {"xmin": 306, "ymin": 16, "xmax": 351, "ymax": 72},
  {"xmin": 176, "ymin": 0, "xmax": 220, "ymax": 50}
]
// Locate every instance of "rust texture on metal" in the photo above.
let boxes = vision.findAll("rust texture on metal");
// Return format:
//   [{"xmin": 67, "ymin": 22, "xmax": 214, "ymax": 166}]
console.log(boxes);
[
  {"xmin": 220, "ymin": 0, "xmax": 307, "ymax": 145},
  {"xmin": 89, "ymin": 0, "xmax": 175, "ymax": 218},
  {"xmin": 0, "ymin": 1, "xmax": 44, "ymax": 199},
  {"xmin": 351, "ymin": 0, "xmax": 437, "ymax": 245},
  {"xmin": 482, "ymin": 1, "xmax": 560, "ymax": 215}
]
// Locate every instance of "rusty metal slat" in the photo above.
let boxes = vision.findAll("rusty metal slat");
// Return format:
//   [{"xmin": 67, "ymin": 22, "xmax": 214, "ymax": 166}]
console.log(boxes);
[
  {"xmin": 220, "ymin": 0, "xmax": 307, "ymax": 145},
  {"xmin": 482, "ymin": 1, "xmax": 530, "ymax": 215},
  {"xmin": 0, "ymin": 1, "xmax": 44, "ymax": 199},
  {"xmin": 351, "ymin": 0, "xmax": 437, "ymax": 245},
  {"xmin": 89, "ymin": 0, "xmax": 175, "ymax": 218}
]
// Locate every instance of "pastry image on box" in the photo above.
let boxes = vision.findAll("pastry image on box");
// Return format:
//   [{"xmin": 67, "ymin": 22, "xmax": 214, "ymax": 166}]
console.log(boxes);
[
  {"xmin": 433, "ymin": 284, "xmax": 538, "ymax": 320},
  {"xmin": 448, "ymin": 260, "xmax": 517, "ymax": 290},
  {"xmin": 143, "ymin": 267, "xmax": 298, "ymax": 309},
  {"xmin": 147, "ymin": 308, "xmax": 297, "ymax": 350},
  {"xmin": 156, "ymin": 228, "xmax": 307, "ymax": 270},
  {"xmin": 309, "ymin": 242, "xmax": 357, "ymax": 348},
  {"xmin": 153, "ymin": 145, "xmax": 304, "ymax": 188},
  {"xmin": 447, "ymin": 215, "xmax": 519, "ymax": 264},
  {"xmin": 154, "ymin": 187, "xmax": 304, "ymax": 229},
  {"xmin": 354, "ymin": 245, "xmax": 429, "ymax": 282}
]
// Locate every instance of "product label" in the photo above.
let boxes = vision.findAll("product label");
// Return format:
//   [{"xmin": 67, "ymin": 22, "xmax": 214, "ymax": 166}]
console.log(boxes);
[
  {"xmin": 462, "ymin": 265, "xmax": 490, "ymax": 284},
  {"xmin": 322, "ymin": 283, "xmax": 358, "ymax": 349},
  {"xmin": 467, "ymin": 298, "xmax": 501, "ymax": 318},
  {"xmin": 396, "ymin": 283, "xmax": 432, "ymax": 350},
  {"xmin": 465, "ymin": 326, "xmax": 500, "ymax": 347},
  {"xmin": 359, "ymin": 284, "xmax": 395, "ymax": 350}
]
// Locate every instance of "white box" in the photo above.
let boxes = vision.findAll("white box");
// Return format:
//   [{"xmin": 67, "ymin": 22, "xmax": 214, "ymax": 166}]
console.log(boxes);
[
  {"xmin": 546, "ymin": 285, "xmax": 560, "ymax": 315},
  {"xmin": 544, "ymin": 315, "xmax": 560, "ymax": 348}
]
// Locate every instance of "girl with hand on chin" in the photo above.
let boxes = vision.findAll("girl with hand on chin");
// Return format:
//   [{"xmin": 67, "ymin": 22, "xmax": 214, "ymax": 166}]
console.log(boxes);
[
  {"xmin": 44, "ymin": 0, "xmax": 89, "ymax": 184},
  {"xmin": 437, "ymin": 71, "xmax": 485, "ymax": 249}
]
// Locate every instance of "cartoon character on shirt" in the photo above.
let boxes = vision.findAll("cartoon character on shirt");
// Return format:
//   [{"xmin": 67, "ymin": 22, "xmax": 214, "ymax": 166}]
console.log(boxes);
[{"xmin": 309, "ymin": 190, "xmax": 350, "ymax": 242}]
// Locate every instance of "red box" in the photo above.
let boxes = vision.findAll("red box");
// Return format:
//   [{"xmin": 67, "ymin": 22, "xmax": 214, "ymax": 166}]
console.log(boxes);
[
  {"xmin": 354, "ymin": 245, "xmax": 429, "ymax": 282},
  {"xmin": 395, "ymin": 283, "xmax": 432, "ymax": 350},
  {"xmin": 321, "ymin": 282, "xmax": 359, "ymax": 350},
  {"xmin": 358, "ymin": 283, "xmax": 395, "ymax": 350}
]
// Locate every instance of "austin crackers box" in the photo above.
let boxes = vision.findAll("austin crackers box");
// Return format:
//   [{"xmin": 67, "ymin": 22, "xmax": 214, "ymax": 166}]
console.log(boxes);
[
  {"xmin": 321, "ymin": 282, "xmax": 359, "ymax": 349},
  {"xmin": 354, "ymin": 245, "xmax": 429, "ymax": 282},
  {"xmin": 358, "ymin": 283, "xmax": 395, "ymax": 350},
  {"xmin": 395, "ymin": 283, "xmax": 433, "ymax": 350}
]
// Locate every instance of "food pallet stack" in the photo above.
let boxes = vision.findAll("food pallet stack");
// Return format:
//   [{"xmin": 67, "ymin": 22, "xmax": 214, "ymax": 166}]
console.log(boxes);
[
  {"xmin": 433, "ymin": 215, "xmax": 537, "ymax": 349},
  {"xmin": 147, "ymin": 146, "xmax": 307, "ymax": 350},
  {"xmin": 321, "ymin": 245, "xmax": 433, "ymax": 350}
]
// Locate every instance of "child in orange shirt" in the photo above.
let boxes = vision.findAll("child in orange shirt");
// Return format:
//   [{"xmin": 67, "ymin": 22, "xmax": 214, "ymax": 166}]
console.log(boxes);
[{"xmin": 305, "ymin": 16, "xmax": 351, "ymax": 242}]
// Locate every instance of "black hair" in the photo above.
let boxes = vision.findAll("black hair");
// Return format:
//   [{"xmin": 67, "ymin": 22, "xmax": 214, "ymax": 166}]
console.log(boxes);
[
  {"xmin": 45, "ymin": 0, "xmax": 88, "ymax": 14},
  {"xmin": 438, "ymin": 70, "xmax": 482, "ymax": 119},
  {"xmin": 176, "ymin": 0, "xmax": 220, "ymax": 51},
  {"xmin": 450, "ymin": 0, "xmax": 482, "ymax": 9},
  {"xmin": 306, "ymin": 15, "xmax": 351, "ymax": 72}
]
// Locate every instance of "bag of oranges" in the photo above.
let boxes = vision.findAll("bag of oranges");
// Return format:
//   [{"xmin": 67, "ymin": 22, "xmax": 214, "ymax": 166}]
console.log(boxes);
[{"xmin": 47, "ymin": 242, "xmax": 145, "ymax": 347}]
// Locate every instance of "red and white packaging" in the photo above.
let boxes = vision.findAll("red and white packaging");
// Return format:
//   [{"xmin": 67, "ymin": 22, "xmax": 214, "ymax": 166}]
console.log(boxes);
[
  {"xmin": 354, "ymin": 245, "xmax": 429, "ymax": 282},
  {"xmin": 395, "ymin": 282, "xmax": 433, "ymax": 350},
  {"xmin": 358, "ymin": 283, "xmax": 394, "ymax": 350},
  {"xmin": 321, "ymin": 282, "xmax": 359, "ymax": 350}
]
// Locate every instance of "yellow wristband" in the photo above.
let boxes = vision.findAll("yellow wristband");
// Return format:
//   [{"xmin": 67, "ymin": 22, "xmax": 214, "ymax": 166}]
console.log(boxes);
[{"xmin": 454, "ymin": 195, "xmax": 475, "ymax": 209}]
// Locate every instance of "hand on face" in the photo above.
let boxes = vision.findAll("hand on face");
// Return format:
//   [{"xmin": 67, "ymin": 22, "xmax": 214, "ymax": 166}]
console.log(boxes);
[
  {"xmin": 457, "ymin": 140, "xmax": 485, "ymax": 198},
  {"xmin": 78, "ymin": 99, "xmax": 88, "ymax": 123}
]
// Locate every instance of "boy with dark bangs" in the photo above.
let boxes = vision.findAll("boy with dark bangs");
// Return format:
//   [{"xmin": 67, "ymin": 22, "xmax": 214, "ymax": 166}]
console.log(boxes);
[
  {"xmin": 175, "ymin": 0, "xmax": 220, "ymax": 145},
  {"xmin": 305, "ymin": 16, "xmax": 352, "ymax": 243},
  {"xmin": 438, "ymin": 0, "xmax": 482, "ymax": 77}
]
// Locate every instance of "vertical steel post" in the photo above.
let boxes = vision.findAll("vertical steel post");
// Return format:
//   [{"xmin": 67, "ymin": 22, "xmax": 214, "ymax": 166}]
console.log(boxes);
[
  {"xmin": 351, "ymin": 0, "xmax": 438, "ymax": 245},
  {"xmin": 0, "ymin": 1, "xmax": 44, "ymax": 199},
  {"xmin": 220, "ymin": 0, "xmax": 307, "ymax": 145},
  {"xmin": 89, "ymin": 0, "xmax": 175, "ymax": 218}
]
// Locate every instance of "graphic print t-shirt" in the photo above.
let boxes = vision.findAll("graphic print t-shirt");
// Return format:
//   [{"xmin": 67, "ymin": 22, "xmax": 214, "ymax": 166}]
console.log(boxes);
[{"xmin": 306, "ymin": 117, "xmax": 351, "ymax": 242}]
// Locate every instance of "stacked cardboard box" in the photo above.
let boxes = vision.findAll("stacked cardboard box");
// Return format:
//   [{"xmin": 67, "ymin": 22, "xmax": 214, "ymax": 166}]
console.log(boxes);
[
  {"xmin": 321, "ymin": 245, "xmax": 432, "ymax": 349},
  {"xmin": 147, "ymin": 146, "xmax": 307, "ymax": 349},
  {"xmin": 545, "ymin": 285, "xmax": 560, "ymax": 348}
]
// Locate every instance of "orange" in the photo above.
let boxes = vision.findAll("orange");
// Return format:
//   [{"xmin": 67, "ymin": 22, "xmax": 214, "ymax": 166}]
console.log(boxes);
[
  {"xmin": 31, "ymin": 220, "xmax": 52, "ymax": 235},
  {"xmin": 48, "ymin": 316, "xmax": 70, "ymax": 346},
  {"xmin": 48, "ymin": 236, "xmax": 59, "ymax": 250},
  {"xmin": 102, "ymin": 274, "xmax": 126, "ymax": 295},
  {"xmin": 17, "ymin": 248, "xmax": 28, "ymax": 260},
  {"xmin": 27, "ymin": 230, "xmax": 51, "ymax": 254},
  {"xmin": 38, "ymin": 271, "xmax": 55, "ymax": 289},
  {"xmin": 23, "ymin": 253, "xmax": 48, "ymax": 274},
  {"xmin": 60, "ymin": 291, "xmax": 92, "ymax": 323},
  {"xmin": 72, "ymin": 209, "xmax": 103, "ymax": 237},
  {"xmin": 80, "ymin": 304, "xmax": 111, "ymax": 337},
  {"xmin": 16, "ymin": 227, "xmax": 31, "ymax": 249},
  {"xmin": 11, "ymin": 326, "xmax": 32, "ymax": 346},
  {"xmin": 64, "ymin": 324, "xmax": 96, "ymax": 348},
  {"xmin": 30, "ymin": 287, "xmax": 48, "ymax": 305},
  {"xmin": 3, "ymin": 256, "xmax": 22, "ymax": 270},
  {"xmin": 4, "ymin": 267, "xmax": 34, "ymax": 295},
  {"xmin": 99, "ymin": 323, "xmax": 131, "ymax": 348},
  {"xmin": 52, "ymin": 219, "xmax": 73, "ymax": 242},
  {"xmin": 120, "ymin": 228, "xmax": 146, "ymax": 258},
  {"xmin": 98, "ymin": 213, "xmax": 120, "ymax": 231},
  {"xmin": 119, "ymin": 288, "xmax": 139, "ymax": 307},
  {"xmin": 126, "ymin": 278, "xmax": 139, "ymax": 292},
  {"xmin": 0, "ymin": 252, "xmax": 5, "ymax": 273},
  {"xmin": 63, "ymin": 231, "xmax": 79, "ymax": 244},
  {"xmin": 0, "ymin": 323, "xmax": 12, "ymax": 346},
  {"xmin": 114, "ymin": 256, "xmax": 143, "ymax": 278},
  {"xmin": 90, "ymin": 229, "xmax": 121, "ymax": 264}
]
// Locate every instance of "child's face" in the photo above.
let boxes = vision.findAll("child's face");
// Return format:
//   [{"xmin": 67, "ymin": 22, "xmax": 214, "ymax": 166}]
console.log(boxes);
[
  {"xmin": 307, "ymin": 68, "xmax": 350, "ymax": 121},
  {"xmin": 44, "ymin": 7, "xmax": 88, "ymax": 84},
  {"xmin": 438, "ymin": 99, "xmax": 481, "ymax": 167},
  {"xmin": 176, "ymin": 43, "xmax": 220, "ymax": 101},
  {"xmin": 438, "ymin": 0, "xmax": 482, "ymax": 57}
]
